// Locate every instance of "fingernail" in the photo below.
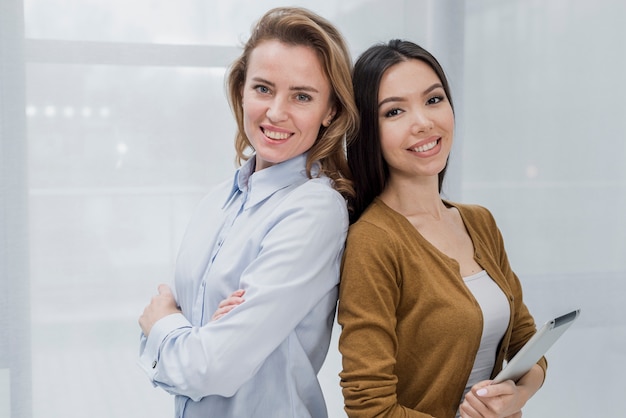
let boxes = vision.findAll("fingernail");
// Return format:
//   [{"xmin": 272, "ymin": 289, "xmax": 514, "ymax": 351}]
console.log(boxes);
[{"xmin": 476, "ymin": 388, "xmax": 488, "ymax": 396}]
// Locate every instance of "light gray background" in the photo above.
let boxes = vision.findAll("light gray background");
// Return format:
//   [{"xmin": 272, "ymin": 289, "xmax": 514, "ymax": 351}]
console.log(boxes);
[{"xmin": 1, "ymin": 0, "xmax": 624, "ymax": 417}]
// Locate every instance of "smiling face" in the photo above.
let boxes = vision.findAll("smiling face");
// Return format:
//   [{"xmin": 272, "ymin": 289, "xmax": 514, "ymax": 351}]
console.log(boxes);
[
  {"xmin": 377, "ymin": 58, "xmax": 454, "ymax": 183},
  {"xmin": 241, "ymin": 39, "xmax": 336, "ymax": 172}
]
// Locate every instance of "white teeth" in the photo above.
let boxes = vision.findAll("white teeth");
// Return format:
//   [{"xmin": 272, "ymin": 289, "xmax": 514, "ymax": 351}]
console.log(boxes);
[
  {"xmin": 411, "ymin": 140, "xmax": 438, "ymax": 153},
  {"xmin": 263, "ymin": 129, "xmax": 291, "ymax": 140}
]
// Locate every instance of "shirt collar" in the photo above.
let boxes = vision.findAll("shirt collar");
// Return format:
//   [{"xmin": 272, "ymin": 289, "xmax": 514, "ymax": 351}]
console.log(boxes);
[{"xmin": 223, "ymin": 153, "xmax": 313, "ymax": 209}]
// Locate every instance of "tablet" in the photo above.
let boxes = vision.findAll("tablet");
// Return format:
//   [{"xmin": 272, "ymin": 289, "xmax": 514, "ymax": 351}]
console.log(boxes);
[{"xmin": 492, "ymin": 309, "xmax": 580, "ymax": 384}]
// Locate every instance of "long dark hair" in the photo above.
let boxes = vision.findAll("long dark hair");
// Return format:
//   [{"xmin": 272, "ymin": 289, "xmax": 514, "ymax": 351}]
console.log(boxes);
[{"xmin": 347, "ymin": 39, "xmax": 454, "ymax": 223}]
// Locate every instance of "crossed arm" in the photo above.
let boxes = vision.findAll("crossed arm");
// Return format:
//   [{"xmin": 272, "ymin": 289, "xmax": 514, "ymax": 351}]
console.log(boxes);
[{"xmin": 139, "ymin": 287, "xmax": 245, "ymax": 337}]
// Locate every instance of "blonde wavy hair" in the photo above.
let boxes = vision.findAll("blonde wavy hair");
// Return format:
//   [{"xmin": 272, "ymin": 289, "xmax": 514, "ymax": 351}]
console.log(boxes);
[{"xmin": 227, "ymin": 7, "xmax": 358, "ymax": 202}]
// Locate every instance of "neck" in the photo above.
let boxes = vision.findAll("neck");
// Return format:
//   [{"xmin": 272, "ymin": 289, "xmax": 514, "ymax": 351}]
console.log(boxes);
[{"xmin": 380, "ymin": 174, "xmax": 445, "ymax": 219}]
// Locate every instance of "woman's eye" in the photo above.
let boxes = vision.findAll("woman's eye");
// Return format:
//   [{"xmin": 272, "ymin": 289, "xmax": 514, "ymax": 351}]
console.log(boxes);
[
  {"xmin": 296, "ymin": 93, "xmax": 312, "ymax": 102},
  {"xmin": 384, "ymin": 108, "xmax": 402, "ymax": 118},
  {"xmin": 254, "ymin": 85, "xmax": 270, "ymax": 94},
  {"xmin": 427, "ymin": 95, "xmax": 444, "ymax": 105}
]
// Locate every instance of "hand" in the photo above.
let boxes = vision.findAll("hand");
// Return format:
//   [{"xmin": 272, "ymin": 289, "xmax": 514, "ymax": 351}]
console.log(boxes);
[
  {"xmin": 212, "ymin": 289, "xmax": 246, "ymax": 321},
  {"xmin": 139, "ymin": 284, "xmax": 182, "ymax": 336},
  {"xmin": 459, "ymin": 380, "xmax": 523, "ymax": 418},
  {"xmin": 461, "ymin": 363, "xmax": 545, "ymax": 418}
]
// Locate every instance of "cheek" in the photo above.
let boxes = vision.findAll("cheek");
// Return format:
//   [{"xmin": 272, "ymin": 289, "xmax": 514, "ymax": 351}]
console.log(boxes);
[
  {"xmin": 242, "ymin": 99, "xmax": 263, "ymax": 122},
  {"xmin": 379, "ymin": 122, "xmax": 399, "ymax": 151},
  {"xmin": 442, "ymin": 108, "xmax": 455, "ymax": 132},
  {"xmin": 297, "ymin": 111, "xmax": 324, "ymax": 137},
  {"xmin": 378, "ymin": 135, "xmax": 395, "ymax": 162}
]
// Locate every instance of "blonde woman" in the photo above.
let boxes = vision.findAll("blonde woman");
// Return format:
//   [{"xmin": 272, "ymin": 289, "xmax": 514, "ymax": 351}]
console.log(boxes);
[{"xmin": 139, "ymin": 7, "xmax": 357, "ymax": 418}]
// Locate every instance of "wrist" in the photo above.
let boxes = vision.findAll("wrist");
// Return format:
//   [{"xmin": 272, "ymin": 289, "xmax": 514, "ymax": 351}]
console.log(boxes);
[{"xmin": 515, "ymin": 364, "xmax": 544, "ymax": 404}]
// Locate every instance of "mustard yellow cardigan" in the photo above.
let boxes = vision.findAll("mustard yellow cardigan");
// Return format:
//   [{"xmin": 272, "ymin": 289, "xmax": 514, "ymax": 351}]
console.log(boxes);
[{"xmin": 338, "ymin": 198, "xmax": 547, "ymax": 418}]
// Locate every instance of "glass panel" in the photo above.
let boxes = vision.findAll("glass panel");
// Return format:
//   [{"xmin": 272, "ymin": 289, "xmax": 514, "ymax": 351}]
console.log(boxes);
[
  {"xmin": 27, "ymin": 64, "xmax": 235, "ymax": 189},
  {"xmin": 463, "ymin": 2, "xmax": 626, "ymax": 417},
  {"xmin": 463, "ymin": 0, "xmax": 626, "ymax": 274},
  {"xmin": 23, "ymin": 0, "xmax": 400, "ymax": 46},
  {"xmin": 27, "ymin": 63, "xmax": 234, "ymax": 417},
  {"xmin": 0, "ymin": 369, "xmax": 9, "ymax": 418}
]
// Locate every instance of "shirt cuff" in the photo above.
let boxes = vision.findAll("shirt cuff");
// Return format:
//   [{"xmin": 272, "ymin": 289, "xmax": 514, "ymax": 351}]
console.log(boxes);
[{"xmin": 137, "ymin": 313, "xmax": 191, "ymax": 381}]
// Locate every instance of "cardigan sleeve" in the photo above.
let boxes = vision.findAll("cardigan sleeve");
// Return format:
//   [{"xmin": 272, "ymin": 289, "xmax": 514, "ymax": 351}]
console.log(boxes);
[{"xmin": 337, "ymin": 221, "xmax": 433, "ymax": 418}]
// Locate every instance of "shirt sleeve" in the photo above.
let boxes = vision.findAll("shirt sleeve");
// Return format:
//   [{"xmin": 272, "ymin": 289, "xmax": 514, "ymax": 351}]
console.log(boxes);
[
  {"xmin": 138, "ymin": 182, "xmax": 348, "ymax": 401},
  {"xmin": 137, "ymin": 314, "xmax": 193, "ymax": 392},
  {"xmin": 338, "ymin": 222, "xmax": 433, "ymax": 418}
]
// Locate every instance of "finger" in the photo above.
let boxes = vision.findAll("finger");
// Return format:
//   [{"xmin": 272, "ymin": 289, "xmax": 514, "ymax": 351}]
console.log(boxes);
[
  {"xmin": 476, "ymin": 381, "xmax": 515, "ymax": 398},
  {"xmin": 464, "ymin": 389, "xmax": 497, "ymax": 417},
  {"xmin": 212, "ymin": 304, "xmax": 239, "ymax": 321},
  {"xmin": 458, "ymin": 399, "xmax": 481, "ymax": 418},
  {"xmin": 218, "ymin": 296, "xmax": 245, "ymax": 309},
  {"xmin": 212, "ymin": 308, "xmax": 234, "ymax": 321},
  {"xmin": 138, "ymin": 307, "xmax": 153, "ymax": 335},
  {"xmin": 213, "ymin": 306, "xmax": 229, "ymax": 318},
  {"xmin": 222, "ymin": 305, "xmax": 238, "ymax": 315},
  {"xmin": 231, "ymin": 289, "xmax": 245, "ymax": 297},
  {"xmin": 158, "ymin": 284, "xmax": 172, "ymax": 296}
]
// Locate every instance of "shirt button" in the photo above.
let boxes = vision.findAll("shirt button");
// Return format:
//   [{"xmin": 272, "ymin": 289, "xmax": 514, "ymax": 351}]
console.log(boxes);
[{"xmin": 152, "ymin": 360, "xmax": 157, "ymax": 369}]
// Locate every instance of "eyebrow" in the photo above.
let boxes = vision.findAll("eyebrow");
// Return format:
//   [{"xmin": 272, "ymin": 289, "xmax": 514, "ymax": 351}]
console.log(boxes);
[
  {"xmin": 378, "ymin": 82, "xmax": 444, "ymax": 108},
  {"xmin": 251, "ymin": 77, "xmax": 320, "ymax": 93}
]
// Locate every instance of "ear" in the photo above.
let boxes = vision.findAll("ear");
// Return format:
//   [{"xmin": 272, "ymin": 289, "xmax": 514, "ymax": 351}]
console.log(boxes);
[{"xmin": 323, "ymin": 108, "xmax": 337, "ymax": 127}]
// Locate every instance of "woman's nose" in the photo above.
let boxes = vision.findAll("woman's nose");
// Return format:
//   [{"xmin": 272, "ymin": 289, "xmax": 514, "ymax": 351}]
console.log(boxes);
[
  {"xmin": 410, "ymin": 110, "xmax": 434, "ymax": 135},
  {"xmin": 266, "ymin": 97, "xmax": 288, "ymax": 122}
]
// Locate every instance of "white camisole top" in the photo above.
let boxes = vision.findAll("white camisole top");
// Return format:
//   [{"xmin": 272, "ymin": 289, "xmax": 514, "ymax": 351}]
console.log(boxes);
[{"xmin": 456, "ymin": 270, "xmax": 510, "ymax": 417}]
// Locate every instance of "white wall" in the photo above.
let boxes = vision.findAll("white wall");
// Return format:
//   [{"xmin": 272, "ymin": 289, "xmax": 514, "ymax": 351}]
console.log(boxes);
[
  {"xmin": 1, "ymin": 1, "xmax": 624, "ymax": 417},
  {"xmin": 462, "ymin": 1, "xmax": 626, "ymax": 416}
]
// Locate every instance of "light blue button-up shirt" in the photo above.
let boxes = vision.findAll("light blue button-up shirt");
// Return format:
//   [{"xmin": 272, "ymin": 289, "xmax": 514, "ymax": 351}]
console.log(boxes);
[{"xmin": 138, "ymin": 153, "xmax": 348, "ymax": 417}]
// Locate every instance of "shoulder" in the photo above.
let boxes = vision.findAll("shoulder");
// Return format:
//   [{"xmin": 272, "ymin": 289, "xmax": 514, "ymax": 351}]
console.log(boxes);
[
  {"xmin": 290, "ymin": 176, "xmax": 348, "ymax": 212},
  {"xmin": 274, "ymin": 176, "xmax": 349, "ymax": 233},
  {"xmin": 345, "ymin": 201, "xmax": 405, "ymax": 252},
  {"xmin": 193, "ymin": 177, "xmax": 236, "ymax": 210},
  {"xmin": 448, "ymin": 201, "xmax": 498, "ymax": 228},
  {"xmin": 448, "ymin": 201, "xmax": 505, "ymax": 251}
]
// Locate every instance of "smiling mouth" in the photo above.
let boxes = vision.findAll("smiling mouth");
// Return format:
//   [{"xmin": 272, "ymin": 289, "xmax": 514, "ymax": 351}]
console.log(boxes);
[
  {"xmin": 262, "ymin": 127, "xmax": 292, "ymax": 140},
  {"xmin": 409, "ymin": 139, "xmax": 439, "ymax": 153}
]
